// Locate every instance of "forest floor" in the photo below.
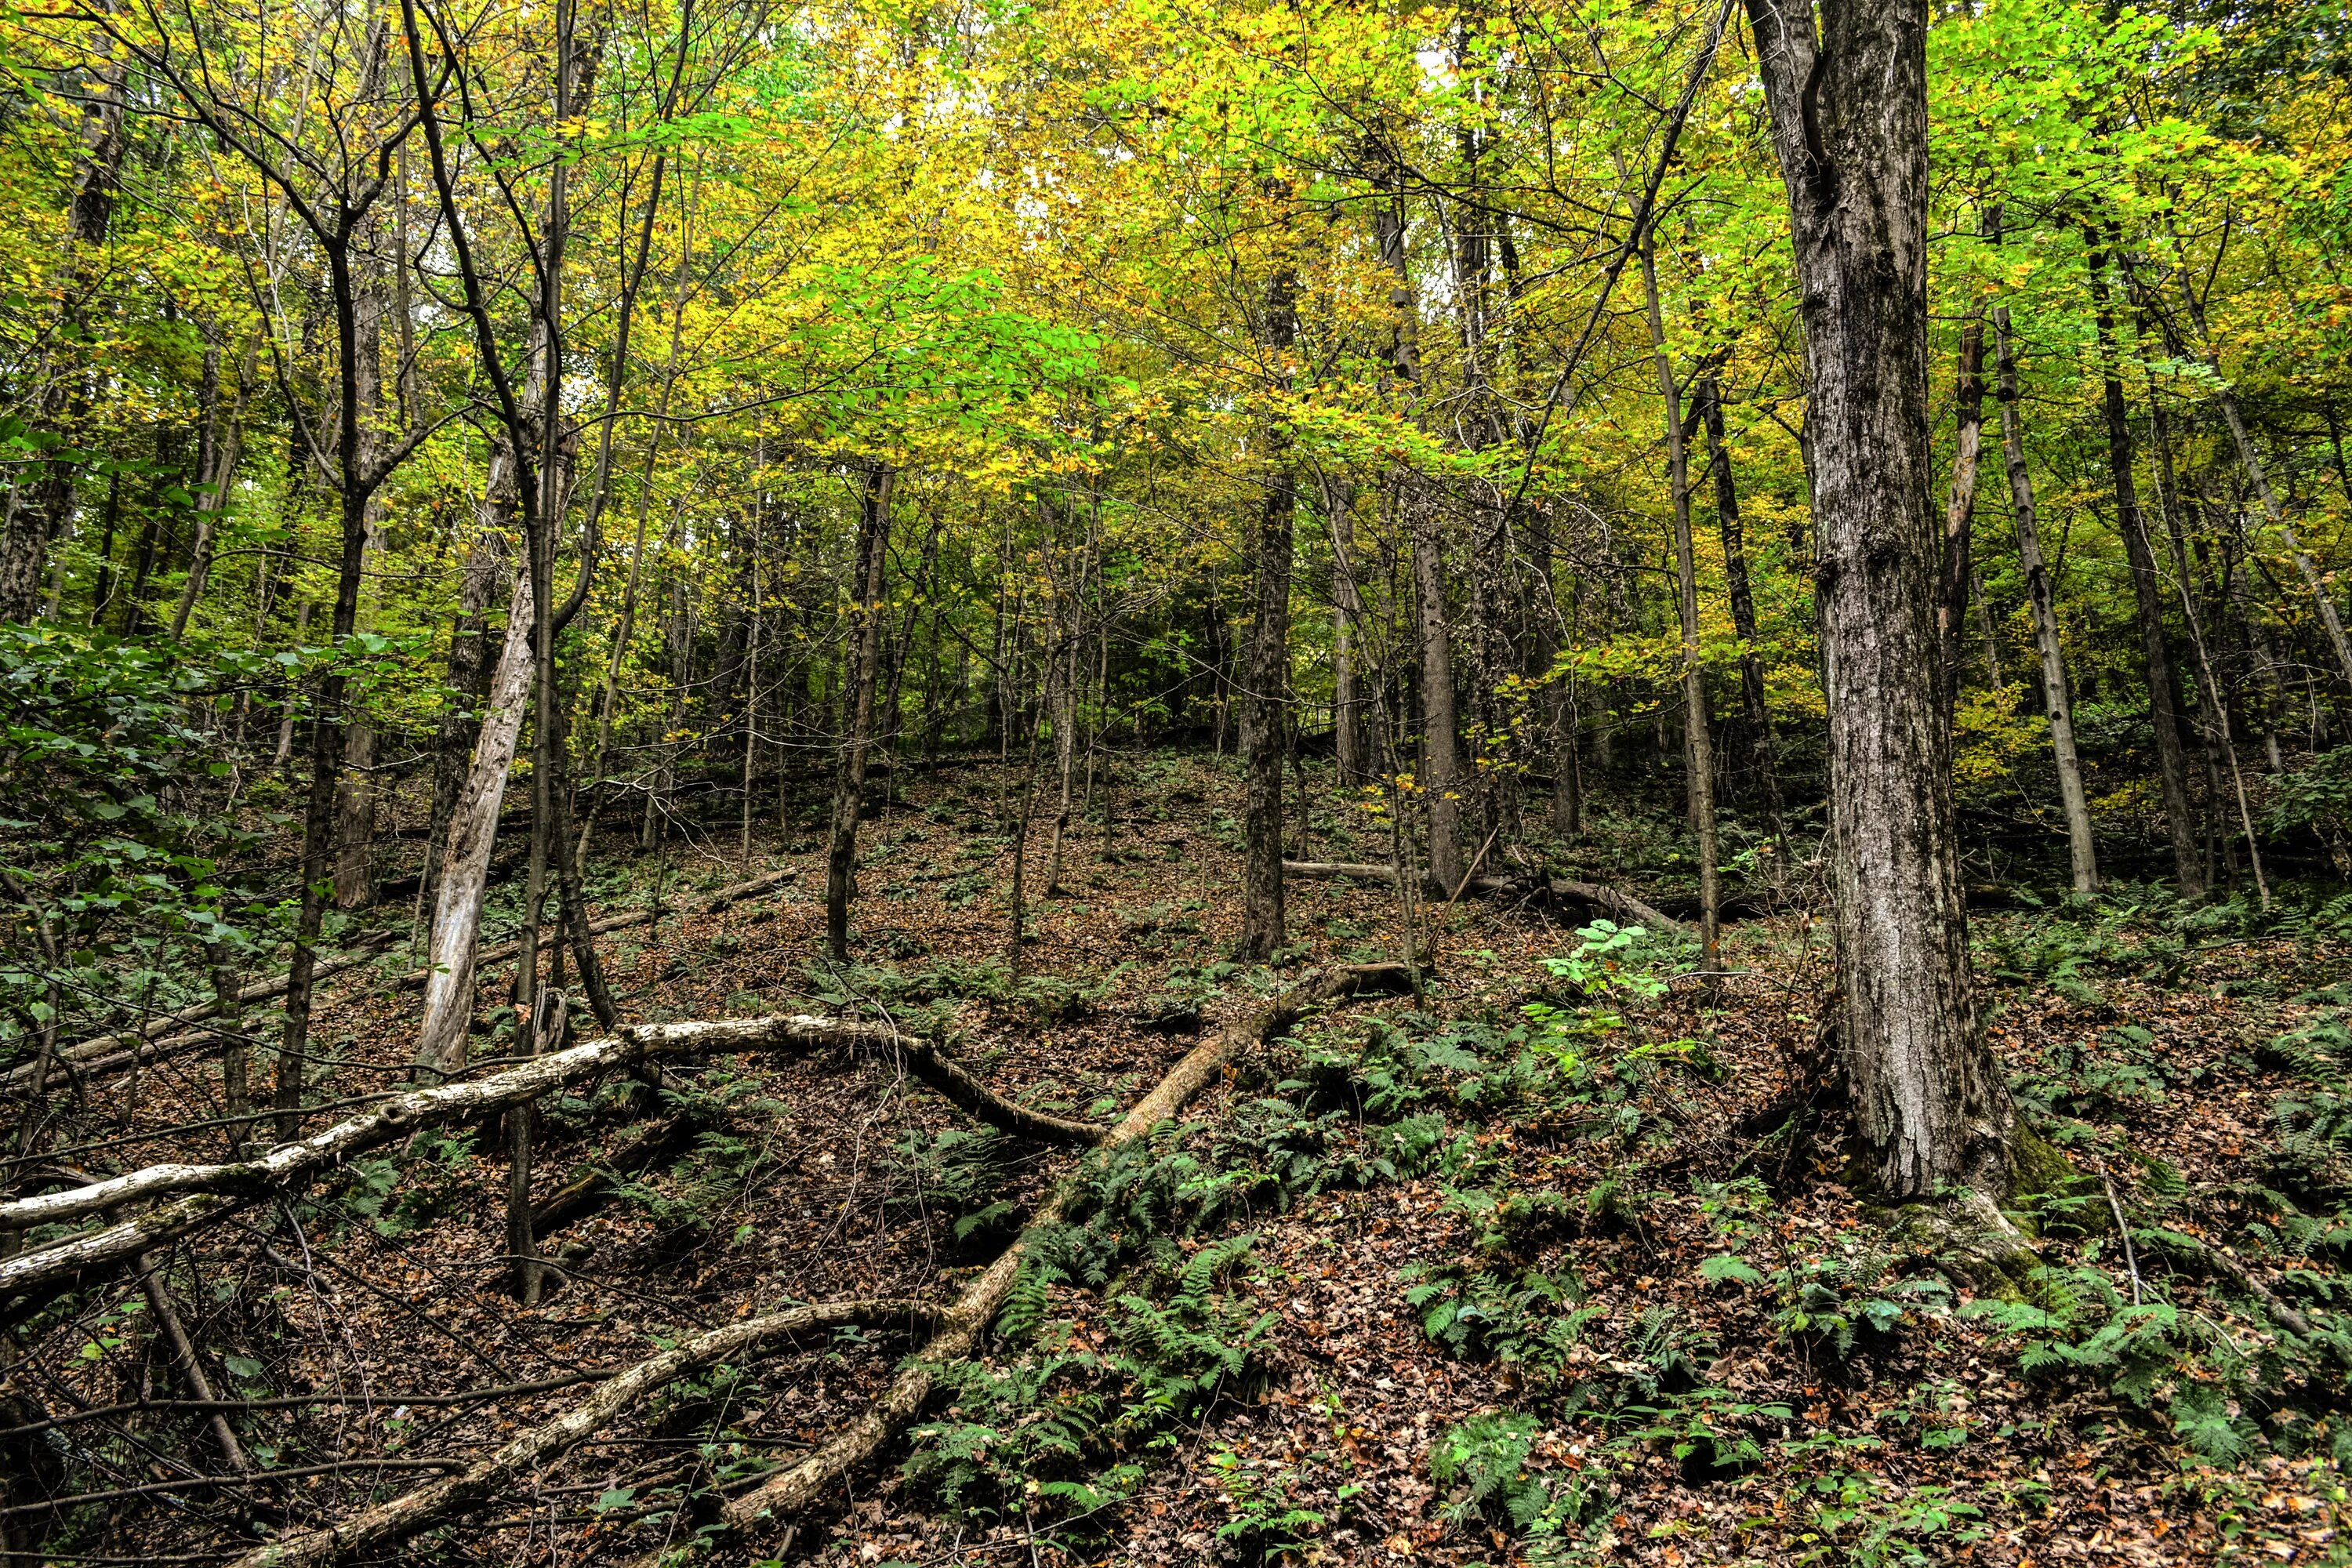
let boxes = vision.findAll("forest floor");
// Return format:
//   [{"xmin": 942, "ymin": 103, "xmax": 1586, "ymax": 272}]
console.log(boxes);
[{"xmin": 17, "ymin": 750, "xmax": 2352, "ymax": 1567}]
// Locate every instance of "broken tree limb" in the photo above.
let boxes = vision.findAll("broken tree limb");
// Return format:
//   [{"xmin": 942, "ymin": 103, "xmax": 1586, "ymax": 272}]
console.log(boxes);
[
  {"xmin": 0, "ymin": 1014, "xmax": 898, "ymax": 1309},
  {"xmin": 887, "ymin": 1037, "xmax": 1105, "ymax": 1145},
  {"xmin": 706, "ymin": 960, "xmax": 1414, "ymax": 1544},
  {"xmin": 531, "ymin": 1023, "xmax": 1101, "ymax": 1240},
  {"xmin": 223, "ymin": 1298, "xmax": 943, "ymax": 1568},
  {"xmin": 1281, "ymin": 861, "xmax": 1691, "ymax": 938}
]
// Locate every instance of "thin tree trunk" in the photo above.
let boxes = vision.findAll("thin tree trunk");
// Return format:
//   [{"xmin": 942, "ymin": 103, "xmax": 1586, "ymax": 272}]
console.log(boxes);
[
  {"xmin": 1697, "ymin": 373, "xmax": 1776, "ymax": 812},
  {"xmin": 1639, "ymin": 233, "xmax": 1719, "ymax": 975},
  {"xmin": 2088, "ymin": 250, "xmax": 2202, "ymax": 896},
  {"xmin": 169, "ymin": 343, "xmax": 255, "ymax": 639},
  {"xmin": 826, "ymin": 466, "xmax": 895, "ymax": 962},
  {"xmin": 1939, "ymin": 296, "xmax": 1989, "ymax": 714},
  {"xmin": 2, "ymin": 35, "xmax": 127, "ymax": 619},
  {"xmin": 1239, "ymin": 209, "xmax": 1298, "ymax": 962},
  {"xmin": 2170, "ymin": 273, "xmax": 2352, "ymax": 693},
  {"xmin": 2148, "ymin": 389, "xmax": 2268, "ymax": 904},
  {"xmin": 1746, "ymin": 0, "xmax": 2016, "ymax": 1197},
  {"xmin": 1994, "ymin": 307, "xmax": 2098, "ymax": 895},
  {"xmin": 1327, "ymin": 477, "xmax": 1363, "ymax": 786}
]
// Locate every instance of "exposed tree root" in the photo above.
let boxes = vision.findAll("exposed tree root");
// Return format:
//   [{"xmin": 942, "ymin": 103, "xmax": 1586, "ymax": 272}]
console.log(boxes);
[{"xmin": 226, "ymin": 1298, "xmax": 942, "ymax": 1568}]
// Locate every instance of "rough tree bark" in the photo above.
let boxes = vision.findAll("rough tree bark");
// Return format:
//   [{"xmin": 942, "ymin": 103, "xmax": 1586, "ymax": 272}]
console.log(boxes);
[{"xmin": 1745, "ymin": 0, "xmax": 2017, "ymax": 1197}]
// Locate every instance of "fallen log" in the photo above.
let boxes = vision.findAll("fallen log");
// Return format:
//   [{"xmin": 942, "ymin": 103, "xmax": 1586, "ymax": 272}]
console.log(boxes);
[
  {"xmin": 2, "ymin": 930, "xmax": 401, "ymax": 1093},
  {"xmin": 1281, "ymin": 861, "xmax": 1690, "ymax": 938},
  {"xmin": 705, "ymin": 960, "xmax": 1414, "ymax": 1544},
  {"xmin": 0, "ymin": 1014, "xmax": 896, "ymax": 1312},
  {"xmin": 2, "ymin": 869, "xmax": 802, "ymax": 1096},
  {"xmin": 223, "ymin": 1298, "xmax": 942, "ymax": 1568}
]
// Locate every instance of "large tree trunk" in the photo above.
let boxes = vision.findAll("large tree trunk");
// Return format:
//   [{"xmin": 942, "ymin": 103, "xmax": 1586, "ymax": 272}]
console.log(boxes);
[
  {"xmin": 1639, "ymin": 234, "xmax": 1719, "ymax": 975},
  {"xmin": 1238, "ymin": 221, "xmax": 1297, "ymax": 962},
  {"xmin": 1994, "ymin": 307, "xmax": 2099, "ymax": 896},
  {"xmin": 2088, "ymin": 252, "xmax": 2203, "ymax": 897},
  {"xmin": 1746, "ymin": 0, "xmax": 2016, "ymax": 1199},
  {"xmin": 415, "ymin": 568, "xmax": 535, "ymax": 1076},
  {"xmin": 825, "ymin": 465, "xmax": 895, "ymax": 962}
]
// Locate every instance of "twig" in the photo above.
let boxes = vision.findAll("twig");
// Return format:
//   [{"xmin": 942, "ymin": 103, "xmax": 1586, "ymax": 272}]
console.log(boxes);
[{"xmin": 2093, "ymin": 1158, "xmax": 2141, "ymax": 1306}]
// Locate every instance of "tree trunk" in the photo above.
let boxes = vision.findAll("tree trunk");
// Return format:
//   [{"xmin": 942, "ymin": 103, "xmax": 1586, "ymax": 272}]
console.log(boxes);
[
  {"xmin": 1327, "ymin": 477, "xmax": 1364, "ymax": 786},
  {"xmin": 1238, "ymin": 216, "xmax": 1297, "ymax": 963},
  {"xmin": 1410, "ymin": 509, "xmax": 1466, "ymax": 895},
  {"xmin": 1994, "ymin": 307, "xmax": 2099, "ymax": 896},
  {"xmin": 826, "ymin": 465, "xmax": 895, "ymax": 963},
  {"xmin": 416, "ymin": 568, "xmax": 535, "ymax": 1076},
  {"xmin": 1639, "ymin": 234, "xmax": 1719, "ymax": 975},
  {"xmin": 1, "ymin": 36, "xmax": 127, "ymax": 619},
  {"xmin": 1746, "ymin": 0, "xmax": 2016, "ymax": 1198},
  {"xmin": 2169, "ymin": 273, "xmax": 2352, "ymax": 693},
  {"xmin": 2088, "ymin": 251, "xmax": 2203, "ymax": 897},
  {"xmin": 1938, "ymin": 299, "xmax": 1988, "ymax": 714},
  {"xmin": 1696, "ymin": 373, "xmax": 1776, "ymax": 813},
  {"xmin": 423, "ymin": 527, "xmax": 510, "ymax": 913}
]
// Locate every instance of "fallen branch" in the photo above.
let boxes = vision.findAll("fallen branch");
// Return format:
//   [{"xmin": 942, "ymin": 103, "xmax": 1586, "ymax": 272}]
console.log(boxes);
[
  {"xmin": 224, "ymin": 1298, "xmax": 941, "ymax": 1568},
  {"xmin": 531, "ymin": 1027, "xmax": 1102, "ymax": 1240},
  {"xmin": 1282, "ymin": 861, "xmax": 1690, "ymax": 938},
  {"xmin": 706, "ymin": 960, "xmax": 1413, "ymax": 1543},
  {"xmin": 888, "ymin": 1037, "xmax": 1104, "ymax": 1145},
  {"xmin": 2, "ymin": 931, "xmax": 400, "ymax": 1092},
  {"xmin": 0, "ymin": 1014, "xmax": 895, "ymax": 1310},
  {"xmin": 4, "ymin": 870, "xmax": 801, "ymax": 1095}
]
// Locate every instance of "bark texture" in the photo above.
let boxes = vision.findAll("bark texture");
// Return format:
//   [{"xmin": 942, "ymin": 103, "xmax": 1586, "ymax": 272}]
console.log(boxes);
[{"xmin": 1746, "ymin": 0, "xmax": 2016, "ymax": 1197}]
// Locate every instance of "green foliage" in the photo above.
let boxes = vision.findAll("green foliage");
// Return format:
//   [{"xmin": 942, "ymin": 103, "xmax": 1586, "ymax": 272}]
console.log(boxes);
[
  {"xmin": 1207, "ymin": 1450, "xmax": 1328, "ymax": 1563},
  {"xmin": 903, "ymin": 1235, "xmax": 1270, "ymax": 1523},
  {"xmin": 1403, "ymin": 1261, "xmax": 1595, "ymax": 1379}
]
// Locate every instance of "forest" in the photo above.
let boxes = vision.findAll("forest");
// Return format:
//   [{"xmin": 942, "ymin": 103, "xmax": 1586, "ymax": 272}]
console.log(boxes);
[{"xmin": 0, "ymin": 0, "xmax": 2350, "ymax": 1559}]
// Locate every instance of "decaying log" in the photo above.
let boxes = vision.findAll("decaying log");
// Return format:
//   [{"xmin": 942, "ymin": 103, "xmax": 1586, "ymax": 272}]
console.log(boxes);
[
  {"xmin": 224, "ymin": 1298, "xmax": 942, "ymax": 1568},
  {"xmin": 2, "ymin": 931, "xmax": 399, "ymax": 1093},
  {"xmin": 531, "ymin": 1033, "xmax": 1103, "ymax": 1239},
  {"xmin": 887, "ymin": 1036, "xmax": 1105, "ymax": 1145},
  {"xmin": 154, "ymin": 964, "xmax": 1404, "ymax": 1568},
  {"xmin": 1, "ymin": 869, "xmax": 801, "ymax": 1096},
  {"xmin": 0, "ymin": 1015, "xmax": 898, "ymax": 1312},
  {"xmin": 1281, "ymin": 860, "xmax": 1691, "ymax": 937}
]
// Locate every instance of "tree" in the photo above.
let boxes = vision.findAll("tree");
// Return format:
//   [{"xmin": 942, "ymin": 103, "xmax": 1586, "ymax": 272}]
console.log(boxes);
[{"xmin": 1745, "ymin": 0, "xmax": 2016, "ymax": 1197}]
